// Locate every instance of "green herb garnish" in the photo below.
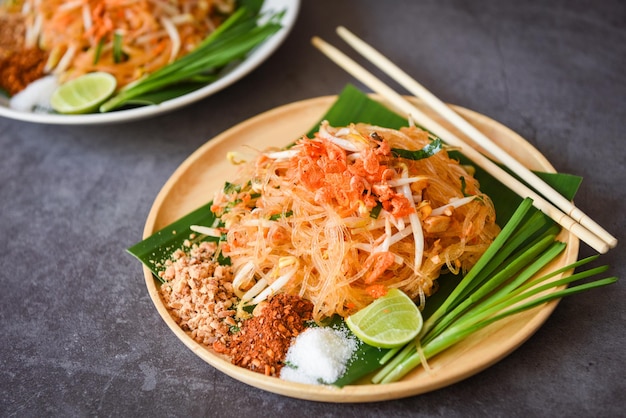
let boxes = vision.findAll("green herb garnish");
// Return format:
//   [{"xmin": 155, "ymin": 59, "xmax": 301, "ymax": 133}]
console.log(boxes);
[
  {"xmin": 391, "ymin": 138, "xmax": 443, "ymax": 160},
  {"xmin": 369, "ymin": 203, "xmax": 383, "ymax": 219},
  {"xmin": 93, "ymin": 39, "xmax": 104, "ymax": 65},
  {"xmin": 101, "ymin": 1, "xmax": 284, "ymax": 112},
  {"xmin": 113, "ymin": 32, "xmax": 127, "ymax": 63},
  {"xmin": 270, "ymin": 211, "xmax": 293, "ymax": 221}
]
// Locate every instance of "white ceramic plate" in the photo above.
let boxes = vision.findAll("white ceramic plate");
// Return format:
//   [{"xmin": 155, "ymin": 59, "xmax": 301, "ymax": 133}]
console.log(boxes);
[
  {"xmin": 0, "ymin": 0, "xmax": 299, "ymax": 125},
  {"xmin": 141, "ymin": 96, "xmax": 579, "ymax": 402}
]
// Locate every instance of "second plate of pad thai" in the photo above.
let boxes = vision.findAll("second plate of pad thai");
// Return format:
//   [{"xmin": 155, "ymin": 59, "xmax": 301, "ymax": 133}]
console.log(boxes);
[{"xmin": 0, "ymin": 0, "xmax": 299, "ymax": 124}]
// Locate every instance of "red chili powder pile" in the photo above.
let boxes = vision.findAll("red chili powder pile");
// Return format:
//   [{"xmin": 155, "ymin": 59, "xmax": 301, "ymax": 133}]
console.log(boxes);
[
  {"xmin": 0, "ymin": 15, "xmax": 48, "ymax": 96},
  {"xmin": 216, "ymin": 294, "xmax": 314, "ymax": 376}
]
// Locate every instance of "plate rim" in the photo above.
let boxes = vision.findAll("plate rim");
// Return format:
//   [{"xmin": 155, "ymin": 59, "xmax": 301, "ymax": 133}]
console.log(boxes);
[
  {"xmin": 0, "ymin": 0, "xmax": 300, "ymax": 125},
  {"xmin": 141, "ymin": 95, "xmax": 579, "ymax": 402}
]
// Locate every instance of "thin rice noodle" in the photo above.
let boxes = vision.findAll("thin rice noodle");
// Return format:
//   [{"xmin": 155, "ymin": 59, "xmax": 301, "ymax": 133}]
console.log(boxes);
[{"xmin": 212, "ymin": 122, "xmax": 501, "ymax": 322}]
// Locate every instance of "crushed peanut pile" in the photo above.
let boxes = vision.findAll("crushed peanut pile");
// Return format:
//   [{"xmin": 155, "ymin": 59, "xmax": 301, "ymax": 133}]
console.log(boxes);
[
  {"xmin": 217, "ymin": 294, "xmax": 314, "ymax": 376},
  {"xmin": 159, "ymin": 239, "xmax": 314, "ymax": 377},
  {"xmin": 160, "ymin": 241, "xmax": 238, "ymax": 348}
]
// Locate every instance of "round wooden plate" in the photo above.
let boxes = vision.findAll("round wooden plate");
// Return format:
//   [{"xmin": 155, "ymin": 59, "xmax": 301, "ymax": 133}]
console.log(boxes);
[{"xmin": 141, "ymin": 96, "xmax": 578, "ymax": 402}]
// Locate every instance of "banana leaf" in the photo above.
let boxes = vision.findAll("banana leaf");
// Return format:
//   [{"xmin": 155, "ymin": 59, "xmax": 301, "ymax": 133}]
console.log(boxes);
[{"xmin": 127, "ymin": 84, "xmax": 582, "ymax": 385}]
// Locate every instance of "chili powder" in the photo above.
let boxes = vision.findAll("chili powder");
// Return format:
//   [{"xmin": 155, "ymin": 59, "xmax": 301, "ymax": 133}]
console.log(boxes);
[{"xmin": 222, "ymin": 294, "xmax": 314, "ymax": 376}]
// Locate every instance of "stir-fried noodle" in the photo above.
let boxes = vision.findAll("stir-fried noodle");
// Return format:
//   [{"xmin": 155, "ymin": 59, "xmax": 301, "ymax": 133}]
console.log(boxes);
[
  {"xmin": 9, "ymin": 0, "xmax": 235, "ymax": 87},
  {"xmin": 205, "ymin": 122, "xmax": 500, "ymax": 322}
]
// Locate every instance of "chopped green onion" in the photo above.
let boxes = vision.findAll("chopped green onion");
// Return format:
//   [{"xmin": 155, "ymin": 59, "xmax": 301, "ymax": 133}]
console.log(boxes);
[
  {"xmin": 460, "ymin": 176, "xmax": 466, "ymax": 195},
  {"xmin": 370, "ymin": 203, "xmax": 383, "ymax": 219},
  {"xmin": 93, "ymin": 38, "xmax": 104, "ymax": 65},
  {"xmin": 113, "ymin": 32, "xmax": 127, "ymax": 63},
  {"xmin": 269, "ymin": 210, "xmax": 293, "ymax": 221},
  {"xmin": 223, "ymin": 182, "xmax": 242, "ymax": 194}
]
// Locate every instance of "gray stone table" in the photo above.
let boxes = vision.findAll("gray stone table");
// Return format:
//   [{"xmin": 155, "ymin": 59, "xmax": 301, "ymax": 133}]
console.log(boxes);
[{"xmin": 1, "ymin": 0, "xmax": 624, "ymax": 416}]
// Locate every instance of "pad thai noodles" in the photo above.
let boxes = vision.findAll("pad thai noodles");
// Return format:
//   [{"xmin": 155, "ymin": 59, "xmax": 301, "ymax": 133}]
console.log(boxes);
[
  {"xmin": 197, "ymin": 121, "xmax": 501, "ymax": 322},
  {"xmin": 2, "ymin": 0, "xmax": 236, "ymax": 89}
]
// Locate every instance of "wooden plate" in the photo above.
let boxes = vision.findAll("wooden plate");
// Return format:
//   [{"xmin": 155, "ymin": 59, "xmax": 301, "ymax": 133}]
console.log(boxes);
[{"xmin": 141, "ymin": 96, "xmax": 579, "ymax": 402}]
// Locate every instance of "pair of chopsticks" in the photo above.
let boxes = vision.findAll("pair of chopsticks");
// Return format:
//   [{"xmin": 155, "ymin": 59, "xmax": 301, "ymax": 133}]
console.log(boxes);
[{"xmin": 312, "ymin": 27, "xmax": 617, "ymax": 254}]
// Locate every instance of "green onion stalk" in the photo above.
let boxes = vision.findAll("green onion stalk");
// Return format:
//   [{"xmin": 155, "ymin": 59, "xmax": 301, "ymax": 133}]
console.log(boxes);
[
  {"xmin": 371, "ymin": 197, "xmax": 616, "ymax": 384},
  {"xmin": 100, "ymin": 3, "xmax": 284, "ymax": 112}
]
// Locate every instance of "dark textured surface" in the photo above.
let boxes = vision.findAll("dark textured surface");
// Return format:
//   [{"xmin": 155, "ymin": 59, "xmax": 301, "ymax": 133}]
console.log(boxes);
[{"xmin": 1, "ymin": 0, "xmax": 624, "ymax": 416}]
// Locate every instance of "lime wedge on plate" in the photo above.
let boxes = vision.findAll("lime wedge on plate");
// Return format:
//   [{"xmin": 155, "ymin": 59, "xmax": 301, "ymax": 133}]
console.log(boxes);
[
  {"xmin": 51, "ymin": 72, "xmax": 117, "ymax": 114},
  {"xmin": 346, "ymin": 288, "xmax": 423, "ymax": 348}
]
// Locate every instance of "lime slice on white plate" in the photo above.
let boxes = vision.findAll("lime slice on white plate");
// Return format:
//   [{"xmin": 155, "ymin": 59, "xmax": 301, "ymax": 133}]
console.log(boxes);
[
  {"xmin": 50, "ymin": 72, "xmax": 117, "ymax": 114},
  {"xmin": 346, "ymin": 288, "xmax": 423, "ymax": 348}
]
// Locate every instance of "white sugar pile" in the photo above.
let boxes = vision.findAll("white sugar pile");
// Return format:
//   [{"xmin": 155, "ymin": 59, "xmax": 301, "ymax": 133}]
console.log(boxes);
[
  {"xmin": 280, "ymin": 327, "xmax": 358, "ymax": 385},
  {"xmin": 10, "ymin": 75, "xmax": 58, "ymax": 113}
]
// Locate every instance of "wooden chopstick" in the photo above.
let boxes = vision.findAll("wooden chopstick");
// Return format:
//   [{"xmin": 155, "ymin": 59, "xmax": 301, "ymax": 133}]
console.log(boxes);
[
  {"xmin": 311, "ymin": 35, "xmax": 613, "ymax": 254},
  {"xmin": 335, "ymin": 26, "xmax": 617, "ymax": 250}
]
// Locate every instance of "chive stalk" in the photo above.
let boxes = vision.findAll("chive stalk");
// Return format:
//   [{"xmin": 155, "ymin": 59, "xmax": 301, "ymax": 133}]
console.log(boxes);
[
  {"xmin": 374, "ymin": 255, "xmax": 615, "ymax": 384},
  {"xmin": 93, "ymin": 39, "xmax": 104, "ymax": 65},
  {"xmin": 420, "ymin": 198, "xmax": 534, "ymax": 337},
  {"xmin": 370, "ymin": 197, "xmax": 617, "ymax": 385},
  {"xmin": 422, "ymin": 235, "xmax": 562, "ymax": 343},
  {"xmin": 113, "ymin": 32, "xmax": 126, "ymax": 63},
  {"xmin": 100, "ymin": 6, "xmax": 284, "ymax": 112}
]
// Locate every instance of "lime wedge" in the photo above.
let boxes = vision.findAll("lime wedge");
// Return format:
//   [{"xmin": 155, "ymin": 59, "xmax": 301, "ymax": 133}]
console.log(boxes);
[
  {"xmin": 346, "ymin": 288, "xmax": 423, "ymax": 348},
  {"xmin": 51, "ymin": 72, "xmax": 117, "ymax": 114}
]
